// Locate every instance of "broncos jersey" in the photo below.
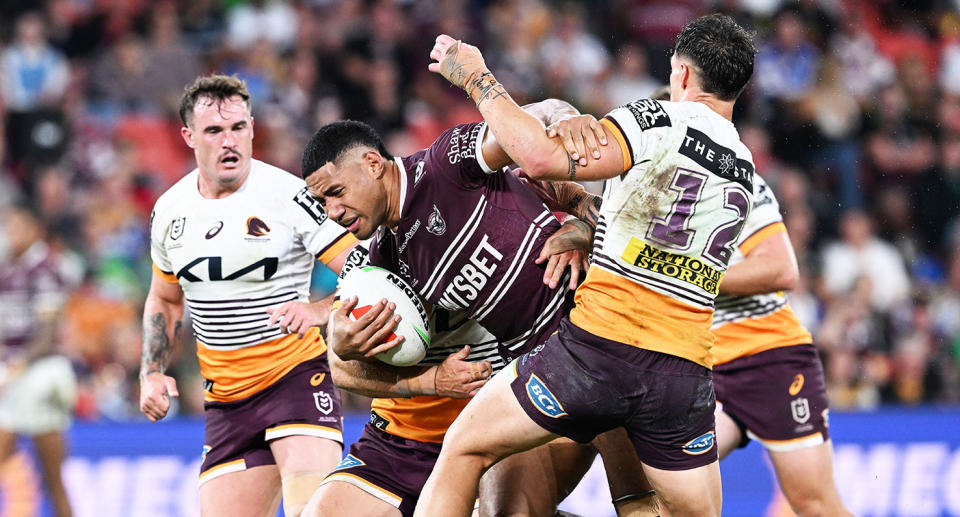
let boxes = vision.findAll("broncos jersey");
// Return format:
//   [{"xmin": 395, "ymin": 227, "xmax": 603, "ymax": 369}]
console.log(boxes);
[
  {"xmin": 711, "ymin": 174, "xmax": 812, "ymax": 365},
  {"xmin": 570, "ymin": 99, "xmax": 755, "ymax": 368},
  {"xmin": 150, "ymin": 159, "xmax": 355, "ymax": 402}
]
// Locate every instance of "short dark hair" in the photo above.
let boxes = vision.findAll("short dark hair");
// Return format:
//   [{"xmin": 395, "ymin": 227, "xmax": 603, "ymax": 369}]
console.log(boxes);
[
  {"xmin": 672, "ymin": 14, "xmax": 756, "ymax": 101},
  {"xmin": 301, "ymin": 120, "xmax": 393, "ymax": 179},
  {"xmin": 179, "ymin": 74, "xmax": 251, "ymax": 127}
]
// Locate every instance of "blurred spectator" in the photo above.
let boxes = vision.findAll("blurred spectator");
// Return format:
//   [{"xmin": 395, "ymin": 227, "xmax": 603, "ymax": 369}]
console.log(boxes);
[
  {"xmin": 0, "ymin": 12, "xmax": 69, "ymax": 112},
  {"xmin": 538, "ymin": 3, "xmax": 610, "ymax": 102},
  {"xmin": 600, "ymin": 43, "xmax": 662, "ymax": 111},
  {"xmin": 863, "ymin": 83, "xmax": 937, "ymax": 187},
  {"xmin": 225, "ymin": 0, "xmax": 297, "ymax": 52},
  {"xmin": 821, "ymin": 209, "xmax": 910, "ymax": 312},
  {"xmin": 755, "ymin": 8, "xmax": 821, "ymax": 101}
]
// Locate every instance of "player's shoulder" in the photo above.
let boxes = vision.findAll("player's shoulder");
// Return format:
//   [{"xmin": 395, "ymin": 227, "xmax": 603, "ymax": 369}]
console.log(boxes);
[
  {"xmin": 248, "ymin": 159, "xmax": 306, "ymax": 195},
  {"xmin": 153, "ymin": 168, "xmax": 199, "ymax": 215}
]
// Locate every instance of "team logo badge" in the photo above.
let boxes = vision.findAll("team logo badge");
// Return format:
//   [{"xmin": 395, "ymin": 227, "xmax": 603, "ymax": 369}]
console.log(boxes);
[
  {"xmin": 310, "ymin": 372, "xmax": 326, "ymax": 386},
  {"xmin": 170, "ymin": 217, "xmax": 186, "ymax": 240},
  {"xmin": 791, "ymin": 397, "xmax": 811, "ymax": 424},
  {"xmin": 789, "ymin": 373, "xmax": 805, "ymax": 396},
  {"xmin": 682, "ymin": 431, "xmax": 716, "ymax": 455},
  {"xmin": 426, "ymin": 205, "xmax": 446, "ymax": 235},
  {"xmin": 205, "ymin": 221, "xmax": 224, "ymax": 239},
  {"xmin": 525, "ymin": 374, "xmax": 566, "ymax": 418},
  {"xmin": 201, "ymin": 445, "xmax": 212, "ymax": 463},
  {"xmin": 822, "ymin": 408, "xmax": 830, "ymax": 428},
  {"xmin": 246, "ymin": 217, "xmax": 271, "ymax": 237},
  {"xmin": 314, "ymin": 390, "xmax": 334, "ymax": 415},
  {"xmin": 333, "ymin": 454, "xmax": 365, "ymax": 471}
]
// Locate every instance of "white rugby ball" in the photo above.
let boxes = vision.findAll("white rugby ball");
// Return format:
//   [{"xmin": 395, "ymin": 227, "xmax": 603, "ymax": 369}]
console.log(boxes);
[{"xmin": 337, "ymin": 266, "xmax": 431, "ymax": 366}]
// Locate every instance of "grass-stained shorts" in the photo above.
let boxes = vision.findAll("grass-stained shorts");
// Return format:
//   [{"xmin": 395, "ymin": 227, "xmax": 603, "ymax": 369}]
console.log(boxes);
[{"xmin": 510, "ymin": 320, "xmax": 717, "ymax": 471}]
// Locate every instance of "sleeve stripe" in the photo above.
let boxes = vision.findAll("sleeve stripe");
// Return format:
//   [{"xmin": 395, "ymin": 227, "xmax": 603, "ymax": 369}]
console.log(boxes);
[
  {"xmin": 739, "ymin": 222, "xmax": 786, "ymax": 256},
  {"xmin": 474, "ymin": 123, "xmax": 495, "ymax": 173},
  {"xmin": 152, "ymin": 263, "xmax": 179, "ymax": 284},
  {"xmin": 601, "ymin": 117, "xmax": 633, "ymax": 171},
  {"xmin": 316, "ymin": 232, "xmax": 358, "ymax": 264}
]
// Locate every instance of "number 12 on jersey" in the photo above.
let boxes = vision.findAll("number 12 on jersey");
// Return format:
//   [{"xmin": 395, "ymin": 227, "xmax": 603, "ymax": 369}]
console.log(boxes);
[{"xmin": 645, "ymin": 167, "xmax": 750, "ymax": 268}]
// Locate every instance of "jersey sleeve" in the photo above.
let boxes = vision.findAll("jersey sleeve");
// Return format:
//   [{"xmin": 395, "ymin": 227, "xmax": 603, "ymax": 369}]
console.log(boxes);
[
  {"xmin": 738, "ymin": 175, "xmax": 785, "ymax": 255},
  {"xmin": 423, "ymin": 122, "xmax": 495, "ymax": 184},
  {"xmin": 149, "ymin": 208, "xmax": 178, "ymax": 283},
  {"xmin": 290, "ymin": 185, "xmax": 356, "ymax": 265},
  {"xmin": 601, "ymin": 99, "xmax": 674, "ymax": 172}
]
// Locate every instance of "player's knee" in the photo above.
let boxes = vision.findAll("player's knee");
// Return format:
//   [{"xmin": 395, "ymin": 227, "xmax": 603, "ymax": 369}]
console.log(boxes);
[
  {"xmin": 281, "ymin": 472, "xmax": 328, "ymax": 517},
  {"xmin": 658, "ymin": 492, "xmax": 720, "ymax": 517}
]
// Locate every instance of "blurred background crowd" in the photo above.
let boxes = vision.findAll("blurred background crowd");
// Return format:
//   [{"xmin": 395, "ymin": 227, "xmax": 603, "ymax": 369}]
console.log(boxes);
[{"xmin": 0, "ymin": 0, "xmax": 958, "ymax": 421}]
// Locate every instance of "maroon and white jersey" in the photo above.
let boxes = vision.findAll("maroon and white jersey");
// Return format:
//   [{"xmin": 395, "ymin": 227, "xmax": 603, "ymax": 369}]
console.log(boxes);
[
  {"xmin": 0, "ymin": 242, "xmax": 68, "ymax": 354},
  {"xmin": 368, "ymin": 123, "xmax": 571, "ymax": 359}
]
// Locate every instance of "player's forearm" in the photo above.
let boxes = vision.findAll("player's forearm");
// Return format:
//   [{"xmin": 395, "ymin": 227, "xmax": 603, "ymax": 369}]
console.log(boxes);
[
  {"xmin": 329, "ymin": 353, "xmax": 437, "ymax": 398},
  {"xmin": 468, "ymin": 77, "xmax": 572, "ymax": 180},
  {"xmin": 719, "ymin": 257, "xmax": 797, "ymax": 296},
  {"xmin": 140, "ymin": 296, "xmax": 184, "ymax": 379}
]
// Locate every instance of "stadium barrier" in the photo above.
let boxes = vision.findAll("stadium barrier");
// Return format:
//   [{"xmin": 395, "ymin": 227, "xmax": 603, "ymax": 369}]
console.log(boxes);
[{"xmin": 6, "ymin": 408, "xmax": 957, "ymax": 517}]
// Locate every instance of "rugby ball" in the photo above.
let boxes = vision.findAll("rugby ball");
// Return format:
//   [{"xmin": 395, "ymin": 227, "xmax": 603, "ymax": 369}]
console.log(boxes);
[{"xmin": 337, "ymin": 266, "xmax": 431, "ymax": 366}]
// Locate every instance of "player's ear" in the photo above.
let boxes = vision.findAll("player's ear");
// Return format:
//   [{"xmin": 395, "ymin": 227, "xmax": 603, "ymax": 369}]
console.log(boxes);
[
  {"xmin": 181, "ymin": 126, "xmax": 195, "ymax": 149},
  {"xmin": 364, "ymin": 150, "xmax": 386, "ymax": 179}
]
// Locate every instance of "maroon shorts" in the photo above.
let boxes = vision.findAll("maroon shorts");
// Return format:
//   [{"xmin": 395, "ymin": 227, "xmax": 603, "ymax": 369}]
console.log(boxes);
[
  {"xmin": 199, "ymin": 354, "xmax": 343, "ymax": 484},
  {"xmin": 713, "ymin": 344, "xmax": 830, "ymax": 451},
  {"xmin": 510, "ymin": 319, "xmax": 717, "ymax": 471},
  {"xmin": 321, "ymin": 421, "xmax": 442, "ymax": 517}
]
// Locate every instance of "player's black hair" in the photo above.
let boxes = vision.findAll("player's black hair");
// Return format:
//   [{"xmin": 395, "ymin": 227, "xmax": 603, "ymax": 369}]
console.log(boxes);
[
  {"xmin": 179, "ymin": 74, "xmax": 251, "ymax": 127},
  {"xmin": 301, "ymin": 120, "xmax": 394, "ymax": 179},
  {"xmin": 672, "ymin": 14, "xmax": 756, "ymax": 101}
]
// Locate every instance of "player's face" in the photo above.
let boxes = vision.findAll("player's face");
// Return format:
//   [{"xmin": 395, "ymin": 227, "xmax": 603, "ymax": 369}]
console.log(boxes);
[
  {"xmin": 305, "ymin": 152, "xmax": 387, "ymax": 240},
  {"xmin": 181, "ymin": 95, "xmax": 254, "ymax": 193}
]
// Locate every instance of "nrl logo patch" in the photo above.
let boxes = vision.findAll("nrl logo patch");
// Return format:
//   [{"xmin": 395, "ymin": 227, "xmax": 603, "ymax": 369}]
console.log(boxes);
[
  {"xmin": 170, "ymin": 217, "xmax": 186, "ymax": 240},
  {"xmin": 314, "ymin": 390, "xmax": 334, "ymax": 415},
  {"xmin": 791, "ymin": 397, "xmax": 810, "ymax": 424},
  {"xmin": 426, "ymin": 205, "xmax": 446, "ymax": 236}
]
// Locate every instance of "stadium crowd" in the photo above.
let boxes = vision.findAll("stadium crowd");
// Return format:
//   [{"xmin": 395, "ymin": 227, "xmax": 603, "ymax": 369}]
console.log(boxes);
[{"xmin": 0, "ymin": 0, "xmax": 958, "ymax": 421}]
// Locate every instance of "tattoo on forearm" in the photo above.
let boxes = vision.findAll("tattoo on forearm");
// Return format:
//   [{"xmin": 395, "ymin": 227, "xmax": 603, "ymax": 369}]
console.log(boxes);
[
  {"xmin": 582, "ymin": 195, "xmax": 602, "ymax": 228},
  {"xmin": 472, "ymin": 73, "xmax": 508, "ymax": 105},
  {"xmin": 141, "ymin": 312, "xmax": 174, "ymax": 376},
  {"xmin": 567, "ymin": 156, "xmax": 577, "ymax": 180}
]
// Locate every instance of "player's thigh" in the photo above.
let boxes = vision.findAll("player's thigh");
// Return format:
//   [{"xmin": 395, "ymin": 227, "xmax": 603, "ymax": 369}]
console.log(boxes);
[
  {"xmin": 641, "ymin": 461, "xmax": 721, "ymax": 517},
  {"xmin": 442, "ymin": 365, "xmax": 557, "ymax": 464},
  {"xmin": 592, "ymin": 428, "xmax": 662, "ymax": 517},
  {"xmin": 478, "ymin": 437, "xmax": 595, "ymax": 517},
  {"xmin": 199, "ymin": 464, "xmax": 282, "ymax": 517},
  {"xmin": 270, "ymin": 434, "xmax": 342, "ymax": 477},
  {"xmin": 303, "ymin": 480, "xmax": 402, "ymax": 517},
  {"xmin": 714, "ymin": 408, "xmax": 744, "ymax": 460},
  {"xmin": 768, "ymin": 440, "xmax": 850, "ymax": 516}
]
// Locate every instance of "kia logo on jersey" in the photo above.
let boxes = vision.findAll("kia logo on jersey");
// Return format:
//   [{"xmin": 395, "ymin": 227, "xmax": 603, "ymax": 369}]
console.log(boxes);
[{"xmin": 246, "ymin": 217, "xmax": 270, "ymax": 237}]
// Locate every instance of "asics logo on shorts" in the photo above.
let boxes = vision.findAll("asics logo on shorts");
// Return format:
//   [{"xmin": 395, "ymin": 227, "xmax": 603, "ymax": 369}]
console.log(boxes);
[
  {"xmin": 682, "ymin": 431, "xmax": 715, "ymax": 455},
  {"xmin": 789, "ymin": 373, "xmax": 804, "ymax": 396},
  {"xmin": 333, "ymin": 454, "xmax": 365, "ymax": 471},
  {"xmin": 525, "ymin": 374, "xmax": 567, "ymax": 418}
]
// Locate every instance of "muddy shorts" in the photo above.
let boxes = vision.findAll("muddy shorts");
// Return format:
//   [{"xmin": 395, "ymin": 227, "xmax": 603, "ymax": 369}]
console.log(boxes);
[{"xmin": 510, "ymin": 319, "xmax": 717, "ymax": 471}]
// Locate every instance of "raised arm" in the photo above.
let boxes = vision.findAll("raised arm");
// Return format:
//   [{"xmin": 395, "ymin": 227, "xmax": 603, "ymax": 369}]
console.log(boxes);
[
  {"xmin": 139, "ymin": 271, "xmax": 185, "ymax": 422},
  {"xmin": 431, "ymin": 35, "xmax": 624, "ymax": 181},
  {"xmin": 479, "ymin": 98, "xmax": 589, "ymax": 172}
]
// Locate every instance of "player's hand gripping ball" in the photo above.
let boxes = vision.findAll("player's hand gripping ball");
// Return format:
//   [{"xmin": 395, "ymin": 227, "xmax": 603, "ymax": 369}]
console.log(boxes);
[{"xmin": 337, "ymin": 266, "xmax": 431, "ymax": 366}]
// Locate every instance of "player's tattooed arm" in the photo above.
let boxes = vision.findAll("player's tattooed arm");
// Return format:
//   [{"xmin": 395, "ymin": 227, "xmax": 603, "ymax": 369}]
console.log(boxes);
[{"xmin": 140, "ymin": 313, "xmax": 182, "ymax": 378}]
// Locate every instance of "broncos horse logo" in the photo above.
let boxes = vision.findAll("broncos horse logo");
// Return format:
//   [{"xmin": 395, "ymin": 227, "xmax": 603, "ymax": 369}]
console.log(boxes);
[{"xmin": 246, "ymin": 217, "xmax": 271, "ymax": 237}]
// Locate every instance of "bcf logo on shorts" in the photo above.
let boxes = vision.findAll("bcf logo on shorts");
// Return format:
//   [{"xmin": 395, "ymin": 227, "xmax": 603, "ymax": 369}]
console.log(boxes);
[
  {"xmin": 314, "ymin": 390, "xmax": 334, "ymax": 415},
  {"xmin": 682, "ymin": 431, "xmax": 716, "ymax": 455},
  {"xmin": 525, "ymin": 374, "xmax": 567, "ymax": 418}
]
